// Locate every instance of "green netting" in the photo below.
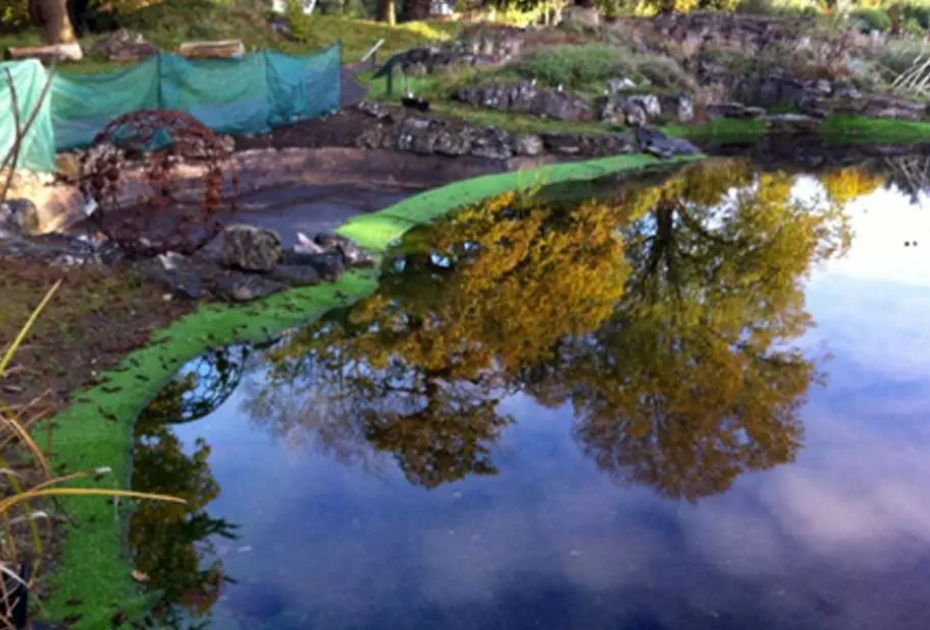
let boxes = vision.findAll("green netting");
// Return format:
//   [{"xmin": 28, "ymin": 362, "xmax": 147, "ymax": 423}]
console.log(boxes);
[
  {"xmin": 0, "ymin": 58, "xmax": 54, "ymax": 172},
  {"xmin": 0, "ymin": 44, "xmax": 342, "ymax": 173}
]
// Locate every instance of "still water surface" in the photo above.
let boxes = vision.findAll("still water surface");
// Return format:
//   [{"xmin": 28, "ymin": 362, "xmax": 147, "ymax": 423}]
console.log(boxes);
[{"xmin": 132, "ymin": 158, "xmax": 930, "ymax": 629}]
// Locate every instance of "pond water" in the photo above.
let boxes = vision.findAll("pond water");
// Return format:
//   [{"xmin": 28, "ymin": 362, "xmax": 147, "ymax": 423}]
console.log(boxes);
[{"xmin": 130, "ymin": 157, "xmax": 930, "ymax": 630}]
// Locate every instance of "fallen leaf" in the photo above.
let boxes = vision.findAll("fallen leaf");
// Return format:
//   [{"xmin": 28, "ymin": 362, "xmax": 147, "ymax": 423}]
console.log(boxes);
[{"xmin": 131, "ymin": 570, "xmax": 149, "ymax": 583}]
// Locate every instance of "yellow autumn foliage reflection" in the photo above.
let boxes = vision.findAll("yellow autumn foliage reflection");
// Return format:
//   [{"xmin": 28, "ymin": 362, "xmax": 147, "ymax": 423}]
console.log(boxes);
[
  {"xmin": 819, "ymin": 165, "xmax": 887, "ymax": 207},
  {"xmin": 529, "ymin": 159, "xmax": 850, "ymax": 501},
  {"xmin": 247, "ymin": 191, "xmax": 632, "ymax": 487},
  {"xmin": 247, "ymin": 158, "xmax": 852, "ymax": 498}
]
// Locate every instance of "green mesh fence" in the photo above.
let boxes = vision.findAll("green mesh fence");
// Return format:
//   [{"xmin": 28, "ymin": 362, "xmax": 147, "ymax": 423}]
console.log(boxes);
[
  {"xmin": 0, "ymin": 44, "xmax": 342, "ymax": 173},
  {"xmin": 0, "ymin": 58, "xmax": 54, "ymax": 172}
]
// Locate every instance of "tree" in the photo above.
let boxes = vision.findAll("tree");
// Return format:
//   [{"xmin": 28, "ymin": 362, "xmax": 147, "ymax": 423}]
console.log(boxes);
[
  {"xmin": 377, "ymin": 0, "xmax": 396, "ymax": 24},
  {"xmin": 29, "ymin": 0, "xmax": 77, "ymax": 44}
]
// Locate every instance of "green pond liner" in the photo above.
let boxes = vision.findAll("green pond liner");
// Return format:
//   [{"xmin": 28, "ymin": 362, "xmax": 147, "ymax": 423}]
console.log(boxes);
[{"xmin": 41, "ymin": 151, "xmax": 702, "ymax": 627}]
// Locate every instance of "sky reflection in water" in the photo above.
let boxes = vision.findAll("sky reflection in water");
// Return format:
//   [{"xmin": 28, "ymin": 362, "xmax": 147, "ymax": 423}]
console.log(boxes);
[{"xmin": 134, "ymin": 160, "xmax": 930, "ymax": 630}]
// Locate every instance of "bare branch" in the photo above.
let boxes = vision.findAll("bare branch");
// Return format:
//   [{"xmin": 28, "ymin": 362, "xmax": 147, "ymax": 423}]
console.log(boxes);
[{"xmin": 0, "ymin": 61, "xmax": 57, "ymax": 207}]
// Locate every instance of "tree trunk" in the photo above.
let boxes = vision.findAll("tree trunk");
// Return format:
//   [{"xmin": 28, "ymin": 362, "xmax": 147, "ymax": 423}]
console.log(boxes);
[
  {"xmin": 377, "ymin": 0, "xmax": 396, "ymax": 25},
  {"xmin": 402, "ymin": 0, "xmax": 430, "ymax": 21},
  {"xmin": 29, "ymin": 0, "xmax": 77, "ymax": 45}
]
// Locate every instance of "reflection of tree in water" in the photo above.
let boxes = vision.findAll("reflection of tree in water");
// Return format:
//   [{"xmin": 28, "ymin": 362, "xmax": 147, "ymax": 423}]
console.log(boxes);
[
  {"xmin": 245, "ymin": 191, "xmax": 631, "ymax": 488},
  {"xmin": 168, "ymin": 345, "xmax": 252, "ymax": 424},
  {"xmin": 130, "ymin": 349, "xmax": 242, "ymax": 626},
  {"xmin": 245, "ymin": 159, "xmax": 855, "ymax": 500},
  {"xmin": 531, "ymin": 160, "xmax": 851, "ymax": 501}
]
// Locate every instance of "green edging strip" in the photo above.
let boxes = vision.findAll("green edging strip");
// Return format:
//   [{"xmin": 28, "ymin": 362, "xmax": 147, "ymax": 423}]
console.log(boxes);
[{"xmin": 43, "ymin": 151, "xmax": 701, "ymax": 627}]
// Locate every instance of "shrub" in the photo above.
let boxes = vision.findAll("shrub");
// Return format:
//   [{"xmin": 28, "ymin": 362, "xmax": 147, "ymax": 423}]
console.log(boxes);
[
  {"xmin": 852, "ymin": 8, "xmax": 893, "ymax": 32},
  {"xmin": 509, "ymin": 43, "xmax": 694, "ymax": 92},
  {"xmin": 510, "ymin": 44, "xmax": 633, "ymax": 89},
  {"xmin": 636, "ymin": 54, "xmax": 697, "ymax": 90}
]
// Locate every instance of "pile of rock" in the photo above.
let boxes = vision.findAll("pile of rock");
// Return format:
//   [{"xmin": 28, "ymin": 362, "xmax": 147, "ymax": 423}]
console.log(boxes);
[
  {"xmin": 373, "ymin": 29, "xmax": 527, "ymax": 78},
  {"xmin": 141, "ymin": 225, "xmax": 375, "ymax": 302},
  {"xmin": 88, "ymin": 29, "xmax": 157, "ymax": 62},
  {"xmin": 354, "ymin": 101, "xmax": 699, "ymax": 159},
  {"xmin": 454, "ymin": 81, "xmax": 593, "ymax": 121},
  {"xmin": 0, "ymin": 219, "xmax": 375, "ymax": 304},
  {"xmin": 452, "ymin": 80, "xmax": 696, "ymax": 126},
  {"xmin": 702, "ymin": 62, "xmax": 930, "ymax": 123}
]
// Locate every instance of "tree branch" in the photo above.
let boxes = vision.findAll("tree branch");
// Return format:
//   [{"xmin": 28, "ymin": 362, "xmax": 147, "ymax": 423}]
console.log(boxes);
[{"xmin": 0, "ymin": 61, "xmax": 57, "ymax": 207}]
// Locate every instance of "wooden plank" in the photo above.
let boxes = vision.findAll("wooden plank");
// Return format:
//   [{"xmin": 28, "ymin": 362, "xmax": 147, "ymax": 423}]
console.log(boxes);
[{"xmin": 177, "ymin": 40, "xmax": 246, "ymax": 59}]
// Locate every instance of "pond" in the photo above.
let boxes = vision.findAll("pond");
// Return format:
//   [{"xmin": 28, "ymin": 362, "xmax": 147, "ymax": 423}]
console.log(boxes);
[{"xmin": 129, "ymin": 157, "xmax": 930, "ymax": 630}]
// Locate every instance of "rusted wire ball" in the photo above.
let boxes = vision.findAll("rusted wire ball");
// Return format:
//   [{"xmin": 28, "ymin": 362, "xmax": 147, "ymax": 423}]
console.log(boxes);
[{"xmin": 78, "ymin": 109, "xmax": 239, "ymax": 257}]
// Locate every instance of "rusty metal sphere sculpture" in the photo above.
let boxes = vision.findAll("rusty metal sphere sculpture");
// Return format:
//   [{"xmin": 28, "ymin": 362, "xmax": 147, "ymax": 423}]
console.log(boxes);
[{"xmin": 79, "ymin": 109, "xmax": 239, "ymax": 257}]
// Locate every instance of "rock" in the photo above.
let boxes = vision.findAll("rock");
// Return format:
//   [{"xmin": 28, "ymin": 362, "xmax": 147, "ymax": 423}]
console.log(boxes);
[
  {"xmin": 454, "ymin": 81, "xmax": 591, "ymax": 121},
  {"xmin": 0, "ymin": 199, "xmax": 39, "ymax": 238},
  {"xmin": 270, "ymin": 264, "xmax": 322, "ymax": 286},
  {"xmin": 660, "ymin": 93, "xmax": 695, "ymax": 123},
  {"xmin": 635, "ymin": 128, "xmax": 700, "ymax": 158},
  {"xmin": 314, "ymin": 233, "xmax": 375, "ymax": 267},
  {"xmin": 764, "ymin": 113, "xmax": 821, "ymax": 134},
  {"xmin": 432, "ymin": 129, "xmax": 472, "ymax": 156},
  {"xmin": 595, "ymin": 96, "xmax": 626, "ymax": 125},
  {"xmin": 541, "ymin": 132, "xmax": 587, "ymax": 155},
  {"xmin": 220, "ymin": 224, "xmax": 282, "ymax": 272},
  {"xmin": 607, "ymin": 77, "xmax": 637, "ymax": 93},
  {"xmin": 706, "ymin": 103, "xmax": 765, "ymax": 120},
  {"xmin": 357, "ymin": 101, "xmax": 393, "ymax": 120},
  {"xmin": 469, "ymin": 126, "xmax": 512, "ymax": 160},
  {"xmin": 282, "ymin": 250, "xmax": 347, "ymax": 281},
  {"xmin": 214, "ymin": 274, "xmax": 286, "ymax": 303},
  {"xmin": 89, "ymin": 29, "xmax": 155, "ymax": 62},
  {"xmin": 510, "ymin": 134, "xmax": 544, "ymax": 156},
  {"xmin": 139, "ymin": 260, "xmax": 205, "ymax": 300},
  {"xmin": 623, "ymin": 102, "xmax": 648, "ymax": 127},
  {"xmin": 860, "ymin": 95, "xmax": 927, "ymax": 121},
  {"xmin": 529, "ymin": 90, "xmax": 592, "ymax": 121},
  {"xmin": 624, "ymin": 95, "xmax": 662, "ymax": 119},
  {"xmin": 564, "ymin": 6, "xmax": 601, "ymax": 28}
]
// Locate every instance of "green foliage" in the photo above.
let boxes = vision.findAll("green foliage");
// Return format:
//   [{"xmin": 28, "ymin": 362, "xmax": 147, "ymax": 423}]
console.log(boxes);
[
  {"xmin": 852, "ymin": 8, "xmax": 893, "ymax": 31},
  {"xmin": 510, "ymin": 44, "xmax": 632, "ymax": 90},
  {"xmin": 509, "ymin": 44, "xmax": 694, "ymax": 92},
  {"xmin": 0, "ymin": 0, "xmax": 29, "ymax": 30}
]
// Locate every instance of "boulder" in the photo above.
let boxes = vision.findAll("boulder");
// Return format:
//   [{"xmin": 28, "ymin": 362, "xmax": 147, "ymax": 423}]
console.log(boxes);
[
  {"xmin": 314, "ymin": 233, "xmax": 375, "ymax": 267},
  {"xmin": 88, "ymin": 29, "xmax": 156, "ymax": 62},
  {"xmin": 214, "ymin": 274, "xmax": 286, "ymax": 303},
  {"xmin": 607, "ymin": 77, "xmax": 637, "ymax": 93},
  {"xmin": 706, "ymin": 103, "xmax": 765, "ymax": 120},
  {"xmin": 660, "ymin": 93, "xmax": 695, "ymax": 123},
  {"xmin": 0, "ymin": 199, "xmax": 40, "ymax": 239},
  {"xmin": 635, "ymin": 128, "xmax": 700, "ymax": 158},
  {"xmin": 139, "ymin": 257, "xmax": 206, "ymax": 300},
  {"xmin": 469, "ymin": 126, "xmax": 513, "ymax": 160},
  {"xmin": 282, "ymin": 250, "xmax": 347, "ymax": 281},
  {"xmin": 270, "ymin": 265, "xmax": 322, "ymax": 286},
  {"xmin": 220, "ymin": 224, "xmax": 282, "ymax": 272},
  {"xmin": 510, "ymin": 134, "xmax": 544, "ymax": 156},
  {"xmin": 454, "ymin": 81, "xmax": 591, "ymax": 121}
]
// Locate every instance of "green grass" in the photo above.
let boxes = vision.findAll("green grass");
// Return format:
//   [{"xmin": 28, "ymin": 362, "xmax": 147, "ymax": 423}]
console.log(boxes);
[
  {"xmin": 42, "ymin": 150, "xmax": 701, "ymax": 629},
  {"xmin": 0, "ymin": 1, "xmax": 459, "ymax": 74}
]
